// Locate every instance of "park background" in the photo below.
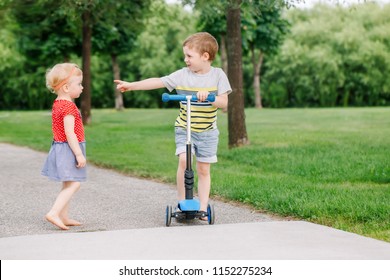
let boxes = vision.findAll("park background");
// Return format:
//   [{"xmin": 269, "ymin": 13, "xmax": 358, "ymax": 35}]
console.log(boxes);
[{"xmin": 0, "ymin": 0, "xmax": 389, "ymax": 242}]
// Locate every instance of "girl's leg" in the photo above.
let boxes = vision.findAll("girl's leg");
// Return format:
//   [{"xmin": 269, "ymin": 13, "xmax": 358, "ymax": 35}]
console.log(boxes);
[
  {"xmin": 176, "ymin": 153, "xmax": 186, "ymax": 202},
  {"xmin": 59, "ymin": 201, "xmax": 82, "ymax": 226},
  {"xmin": 196, "ymin": 161, "xmax": 211, "ymax": 213},
  {"xmin": 45, "ymin": 181, "xmax": 80, "ymax": 230}
]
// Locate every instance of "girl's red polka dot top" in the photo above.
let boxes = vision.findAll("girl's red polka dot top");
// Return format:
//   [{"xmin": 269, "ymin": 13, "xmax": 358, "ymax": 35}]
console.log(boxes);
[{"xmin": 52, "ymin": 100, "xmax": 85, "ymax": 142}]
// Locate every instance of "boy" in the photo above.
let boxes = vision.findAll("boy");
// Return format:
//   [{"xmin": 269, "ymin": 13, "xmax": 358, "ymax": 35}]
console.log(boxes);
[{"xmin": 114, "ymin": 32, "xmax": 232, "ymax": 219}]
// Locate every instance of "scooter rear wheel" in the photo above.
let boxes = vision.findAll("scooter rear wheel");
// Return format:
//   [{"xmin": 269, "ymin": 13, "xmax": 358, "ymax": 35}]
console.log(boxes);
[{"xmin": 165, "ymin": 205, "xmax": 172, "ymax": 226}]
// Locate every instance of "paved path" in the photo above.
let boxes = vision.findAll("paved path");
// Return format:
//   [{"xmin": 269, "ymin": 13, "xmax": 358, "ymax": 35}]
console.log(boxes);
[
  {"xmin": 0, "ymin": 143, "xmax": 276, "ymax": 238},
  {"xmin": 1, "ymin": 142, "xmax": 390, "ymax": 260}
]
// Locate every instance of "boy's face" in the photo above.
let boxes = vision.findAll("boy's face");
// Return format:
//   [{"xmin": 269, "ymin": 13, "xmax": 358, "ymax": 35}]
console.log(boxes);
[{"xmin": 183, "ymin": 45, "xmax": 210, "ymax": 74}]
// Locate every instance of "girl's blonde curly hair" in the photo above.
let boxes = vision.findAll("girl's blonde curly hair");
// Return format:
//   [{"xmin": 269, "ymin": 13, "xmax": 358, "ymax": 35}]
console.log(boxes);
[{"xmin": 45, "ymin": 63, "xmax": 82, "ymax": 93}]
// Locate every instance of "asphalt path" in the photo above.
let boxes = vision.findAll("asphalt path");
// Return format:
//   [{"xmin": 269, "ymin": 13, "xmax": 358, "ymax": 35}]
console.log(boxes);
[
  {"xmin": 1, "ymin": 142, "xmax": 390, "ymax": 263},
  {"xmin": 0, "ymin": 142, "xmax": 277, "ymax": 238}
]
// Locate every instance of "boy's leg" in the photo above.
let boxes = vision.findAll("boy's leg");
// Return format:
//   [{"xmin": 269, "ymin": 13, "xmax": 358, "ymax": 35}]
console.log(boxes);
[
  {"xmin": 45, "ymin": 181, "xmax": 80, "ymax": 230},
  {"xmin": 196, "ymin": 161, "xmax": 211, "ymax": 212},
  {"xmin": 175, "ymin": 127, "xmax": 189, "ymax": 204},
  {"xmin": 176, "ymin": 153, "xmax": 186, "ymax": 202},
  {"xmin": 193, "ymin": 129, "xmax": 218, "ymax": 214}
]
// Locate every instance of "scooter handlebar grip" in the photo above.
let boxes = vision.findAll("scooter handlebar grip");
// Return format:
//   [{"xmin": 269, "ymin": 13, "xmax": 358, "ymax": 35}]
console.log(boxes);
[
  {"xmin": 162, "ymin": 93, "xmax": 182, "ymax": 102},
  {"xmin": 205, "ymin": 94, "xmax": 216, "ymax": 102},
  {"xmin": 162, "ymin": 93, "xmax": 216, "ymax": 102}
]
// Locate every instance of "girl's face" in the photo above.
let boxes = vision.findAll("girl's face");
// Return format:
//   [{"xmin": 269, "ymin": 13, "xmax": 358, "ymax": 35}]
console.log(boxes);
[
  {"xmin": 183, "ymin": 45, "xmax": 210, "ymax": 74},
  {"xmin": 66, "ymin": 75, "xmax": 83, "ymax": 99}
]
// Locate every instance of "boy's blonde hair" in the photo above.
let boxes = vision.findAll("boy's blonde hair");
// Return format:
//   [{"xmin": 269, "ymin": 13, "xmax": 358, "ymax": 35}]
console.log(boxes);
[
  {"xmin": 183, "ymin": 32, "xmax": 219, "ymax": 61},
  {"xmin": 46, "ymin": 63, "xmax": 82, "ymax": 93}
]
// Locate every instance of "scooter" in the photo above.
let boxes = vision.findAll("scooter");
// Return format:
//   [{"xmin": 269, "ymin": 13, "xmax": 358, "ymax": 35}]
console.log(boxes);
[{"xmin": 162, "ymin": 93, "xmax": 216, "ymax": 226}]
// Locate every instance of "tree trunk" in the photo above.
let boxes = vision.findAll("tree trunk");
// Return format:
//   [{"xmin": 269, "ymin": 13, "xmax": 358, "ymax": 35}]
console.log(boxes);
[
  {"xmin": 252, "ymin": 46, "xmax": 263, "ymax": 109},
  {"xmin": 220, "ymin": 35, "xmax": 228, "ymax": 75},
  {"xmin": 220, "ymin": 34, "xmax": 228, "ymax": 113},
  {"xmin": 226, "ymin": 0, "xmax": 249, "ymax": 148},
  {"xmin": 111, "ymin": 54, "xmax": 124, "ymax": 111},
  {"xmin": 81, "ymin": 10, "xmax": 92, "ymax": 125}
]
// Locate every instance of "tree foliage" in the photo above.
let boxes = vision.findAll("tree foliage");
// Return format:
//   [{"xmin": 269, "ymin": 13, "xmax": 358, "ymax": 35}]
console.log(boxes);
[
  {"xmin": 0, "ymin": 0, "xmax": 81, "ymax": 110},
  {"xmin": 118, "ymin": 0, "xmax": 196, "ymax": 108},
  {"xmin": 1, "ymin": 1, "xmax": 389, "ymax": 110},
  {"xmin": 241, "ymin": 2, "xmax": 289, "ymax": 108},
  {"xmin": 262, "ymin": 2, "xmax": 390, "ymax": 107}
]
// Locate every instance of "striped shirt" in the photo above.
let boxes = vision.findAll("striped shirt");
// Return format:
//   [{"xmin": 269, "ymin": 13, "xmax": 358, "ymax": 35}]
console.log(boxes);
[{"xmin": 161, "ymin": 67, "xmax": 232, "ymax": 132}]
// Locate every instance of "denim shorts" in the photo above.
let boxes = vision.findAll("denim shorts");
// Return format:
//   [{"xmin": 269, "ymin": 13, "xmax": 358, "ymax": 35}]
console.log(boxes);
[{"xmin": 175, "ymin": 127, "xmax": 219, "ymax": 163}]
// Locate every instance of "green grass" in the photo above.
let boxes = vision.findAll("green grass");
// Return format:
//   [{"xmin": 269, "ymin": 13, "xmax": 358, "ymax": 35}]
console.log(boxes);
[{"xmin": 1, "ymin": 107, "xmax": 389, "ymax": 242}]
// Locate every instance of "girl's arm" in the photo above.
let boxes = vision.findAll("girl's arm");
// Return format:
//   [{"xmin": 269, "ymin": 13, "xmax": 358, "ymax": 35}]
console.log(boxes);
[
  {"xmin": 64, "ymin": 115, "xmax": 86, "ymax": 168},
  {"xmin": 114, "ymin": 78, "xmax": 165, "ymax": 93}
]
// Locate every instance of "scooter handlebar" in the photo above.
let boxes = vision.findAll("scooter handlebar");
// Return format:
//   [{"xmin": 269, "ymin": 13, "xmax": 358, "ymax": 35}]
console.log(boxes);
[{"xmin": 162, "ymin": 93, "xmax": 216, "ymax": 103}]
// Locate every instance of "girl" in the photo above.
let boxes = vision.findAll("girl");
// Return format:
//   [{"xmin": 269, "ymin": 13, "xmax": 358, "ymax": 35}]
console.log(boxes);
[{"xmin": 42, "ymin": 63, "xmax": 86, "ymax": 230}]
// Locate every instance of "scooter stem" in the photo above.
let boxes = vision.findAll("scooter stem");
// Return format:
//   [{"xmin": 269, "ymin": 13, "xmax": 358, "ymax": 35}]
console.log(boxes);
[
  {"xmin": 186, "ymin": 95, "xmax": 192, "ymax": 145},
  {"xmin": 185, "ymin": 95, "xmax": 194, "ymax": 199}
]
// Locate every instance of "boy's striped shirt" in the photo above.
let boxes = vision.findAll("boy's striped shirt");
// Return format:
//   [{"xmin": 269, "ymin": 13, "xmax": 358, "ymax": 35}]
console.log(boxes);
[{"xmin": 175, "ymin": 87, "xmax": 218, "ymax": 132}]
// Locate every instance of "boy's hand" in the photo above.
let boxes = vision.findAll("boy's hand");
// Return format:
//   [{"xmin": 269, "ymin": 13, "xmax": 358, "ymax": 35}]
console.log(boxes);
[
  {"xmin": 196, "ymin": 91, "xmax": 209, "ymax": 102},
  {"xmin": 114, "ymin": 80, "xmax": 130, "ymax": 92}
]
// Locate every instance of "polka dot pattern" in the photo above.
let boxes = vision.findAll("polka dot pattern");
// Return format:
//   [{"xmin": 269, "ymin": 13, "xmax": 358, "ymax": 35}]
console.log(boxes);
[{"xmin": 52, "ymin": 100, "xmax": 85, "ymax": 142}]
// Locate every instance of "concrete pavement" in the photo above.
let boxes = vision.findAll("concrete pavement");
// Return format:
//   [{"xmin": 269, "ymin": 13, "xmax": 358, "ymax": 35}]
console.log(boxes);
[
  {"xmin": 1, "ymin": 221, "xmax": 390, "ymax": 259},
  {"xmin": 1, "ymin": 142, "xmax": 390, "ymax": 260}
]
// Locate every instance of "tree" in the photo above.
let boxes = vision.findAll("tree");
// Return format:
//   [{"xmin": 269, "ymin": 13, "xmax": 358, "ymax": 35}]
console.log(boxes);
[
  {"xmin": 7, "ymin": 0, "xmax": 81, "ymax": 110},
  {"xmin": 119, "ymin": 0, "xmax": 196, "ymax": 109},
  {"xmin": 60, "ymin": 0, "xmax": 152, "ymax": 123},
  {"xmin": 197, "ymin": 4, "xmax": 228, "ymax": 74},
  {"xmin": 61, "ymin": 0, "xmax": 113, "ymax": 125},
  {"xmin": 184, "ymin": 0, "xmax": 250, "ymax": 148},
  {"xmin": 0, "ymin": 7, "xmax": 25, "ymax": 110},
  {"xmin": 92, "ymin": 0, "xmax": 151, "ymax": 111},
  {"xmin": 241, "ymin": 3, "xmax": 289, "ymax": 108},
  {"xmin": 81, "ymin": 8, "xmax": 92, "ymax": 124},
  {"xmin": 226, "ymin": 0, "xmax": 250, "ymax": 148},
  {"xmin": 188, "ymin": 0, "xmax": 295, "ymax": 147},
  {"xmin": 262, "ymin": 2, "xmax": 390, "ymax": 107}
]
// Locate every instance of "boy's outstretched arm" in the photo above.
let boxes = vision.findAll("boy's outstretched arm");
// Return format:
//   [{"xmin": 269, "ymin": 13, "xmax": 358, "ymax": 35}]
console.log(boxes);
[{"xmin": 114, "ymin": 78, "xmax": 165, "ymax": 92}]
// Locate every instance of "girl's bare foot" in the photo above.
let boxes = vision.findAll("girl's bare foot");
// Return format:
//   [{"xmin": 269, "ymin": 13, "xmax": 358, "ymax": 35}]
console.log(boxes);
[
  {"xmin": 45, "ymin": 213, "xmax": 69, "ymax": 230},
  {"xmin": 62, "ymin": 218, "xmax": 82, "ymax": 226}
]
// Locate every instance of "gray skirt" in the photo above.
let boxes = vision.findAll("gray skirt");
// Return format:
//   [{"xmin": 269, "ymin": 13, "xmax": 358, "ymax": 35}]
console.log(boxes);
[{"xmin": 41, "ymin": 141, "xmax": 87, "ymax": 182}]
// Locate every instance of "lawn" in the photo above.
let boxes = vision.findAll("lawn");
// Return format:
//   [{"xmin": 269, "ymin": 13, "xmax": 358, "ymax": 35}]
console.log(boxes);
[{"xmin": 0, "ymin": 107, "xmax": 389, "ymax": 242}]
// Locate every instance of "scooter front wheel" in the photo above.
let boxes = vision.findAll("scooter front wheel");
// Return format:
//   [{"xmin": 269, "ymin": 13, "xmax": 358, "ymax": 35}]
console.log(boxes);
[{"xmin": 207, "ymin": 204, "xmax": 215, "ymax": 225}]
